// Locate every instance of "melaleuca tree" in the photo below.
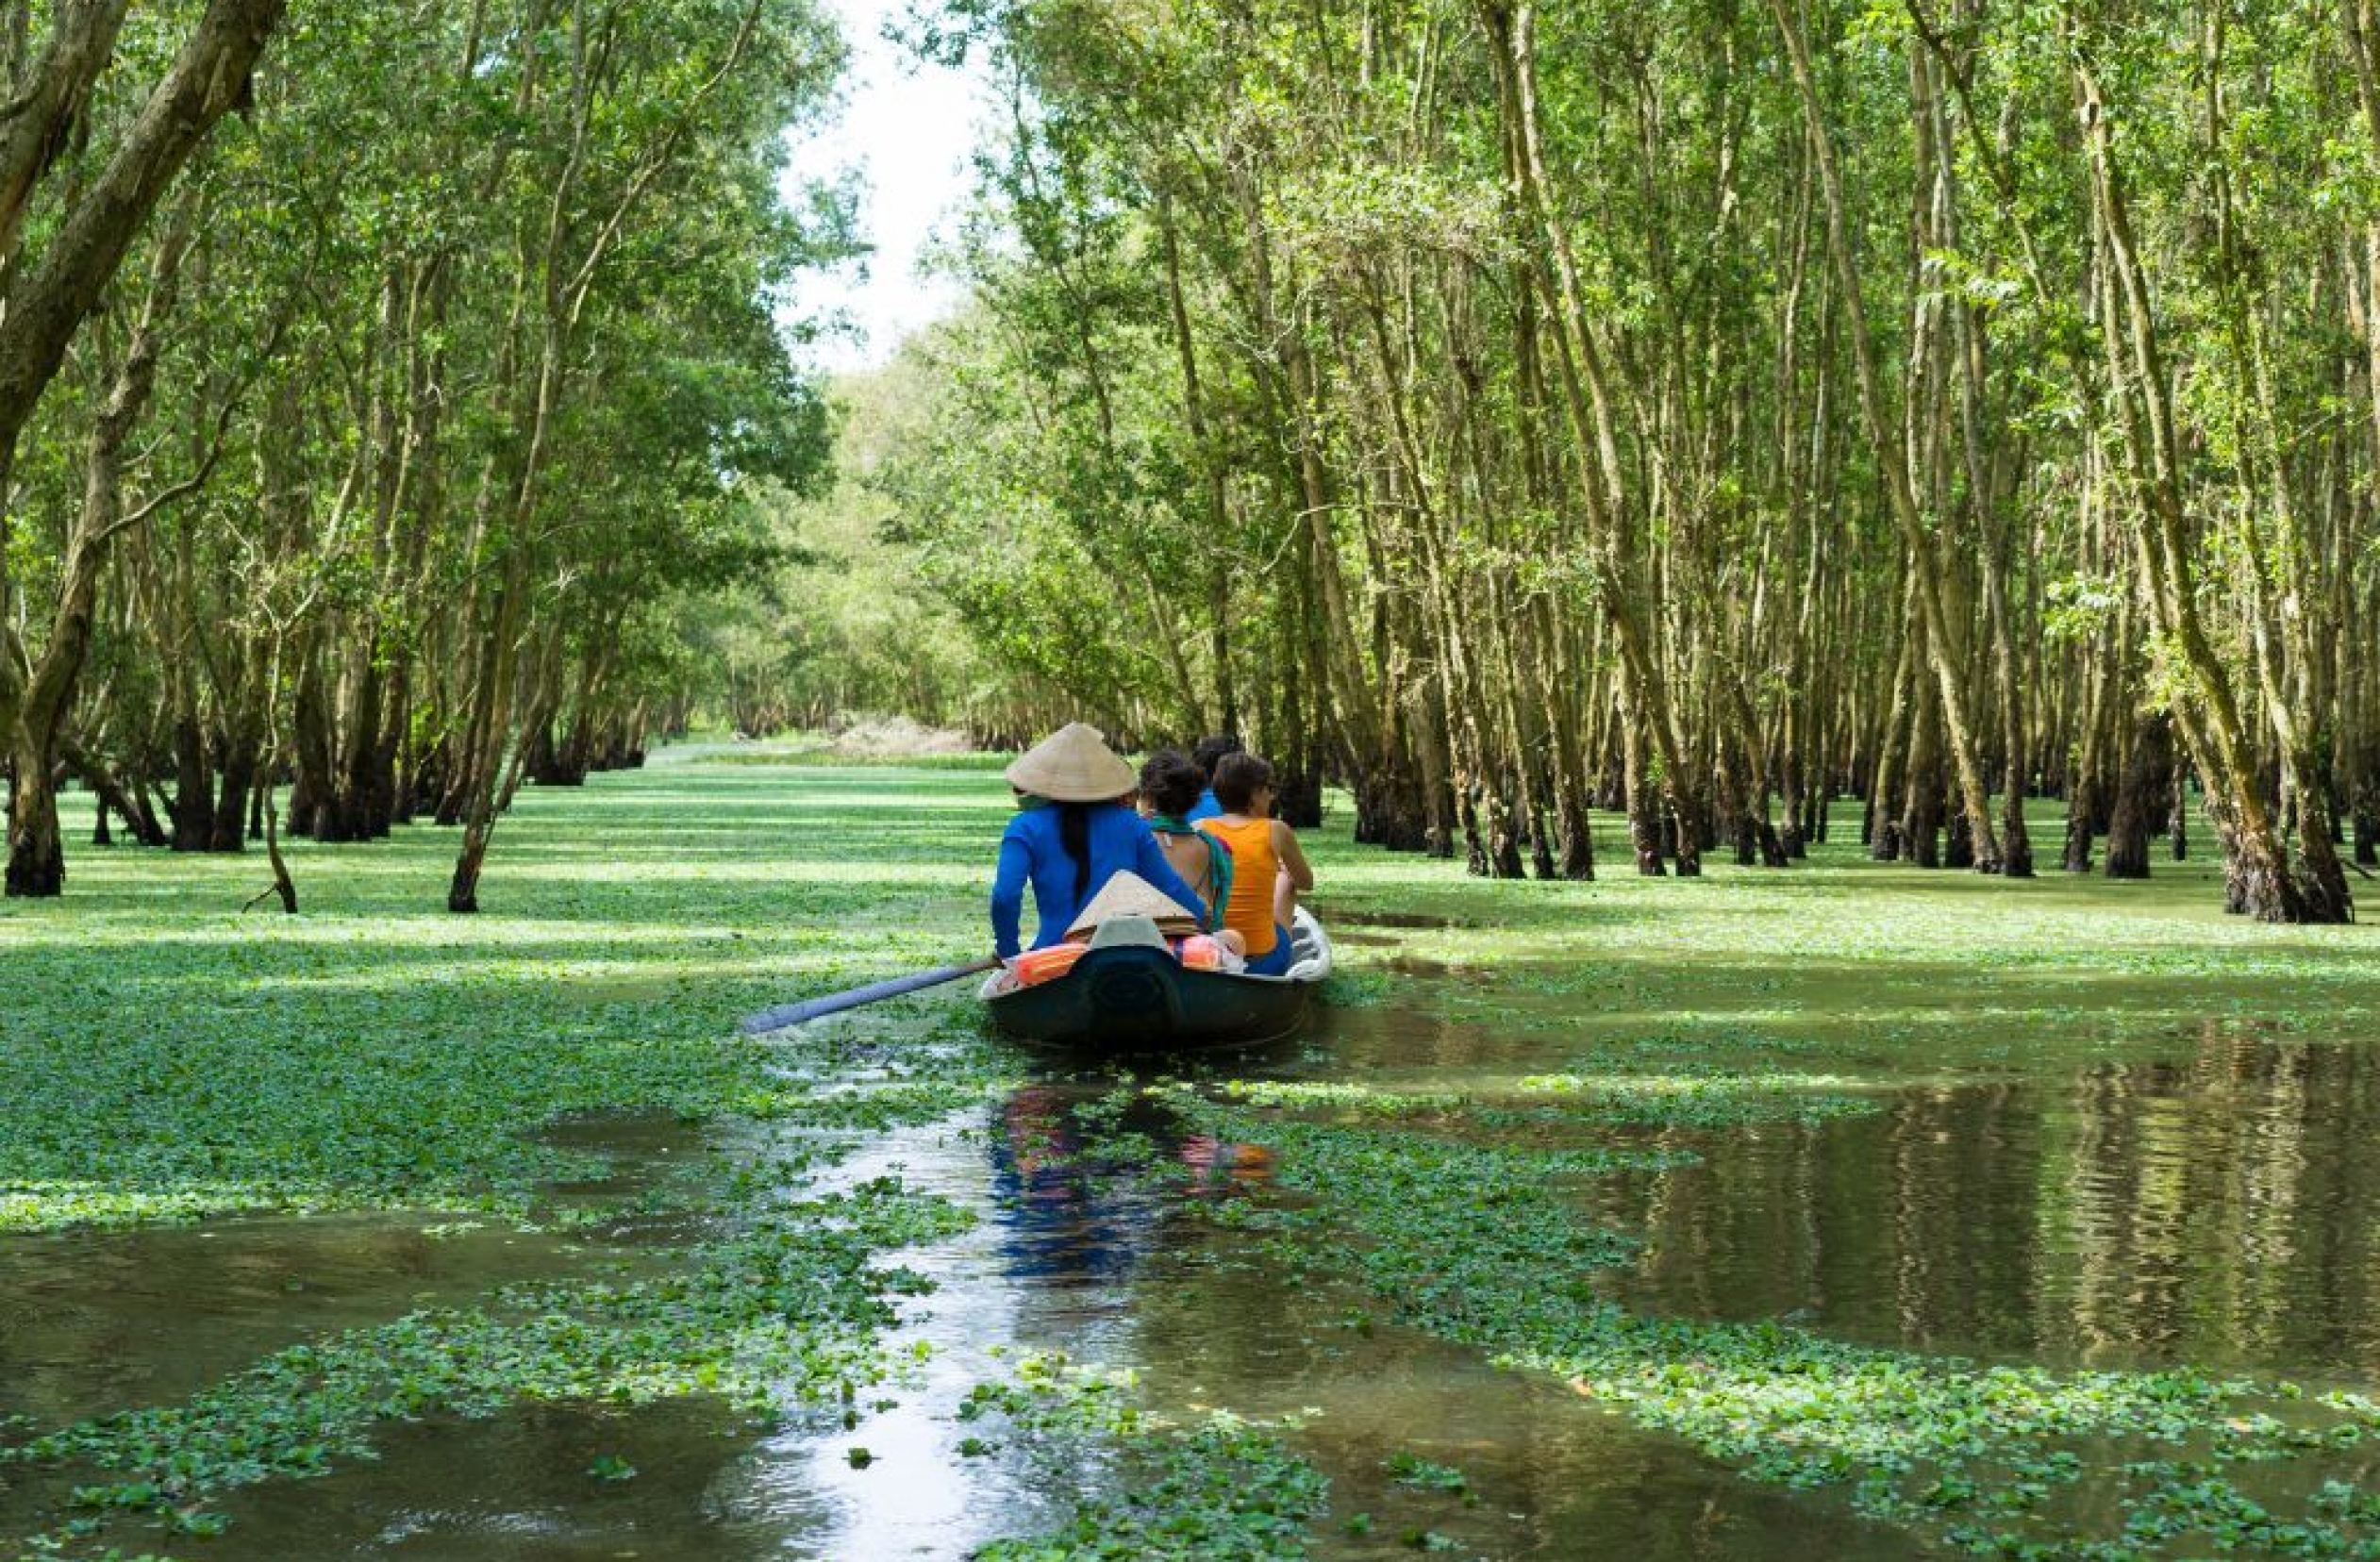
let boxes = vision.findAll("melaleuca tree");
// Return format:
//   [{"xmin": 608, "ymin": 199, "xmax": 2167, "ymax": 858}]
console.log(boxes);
[
  {"xmin": 2, "ymin": 0, "xmax": 854, "ymax": 908},
  {"xmin": 883, "ymin": 0, "xmax": 2378, "ymax": 921}
]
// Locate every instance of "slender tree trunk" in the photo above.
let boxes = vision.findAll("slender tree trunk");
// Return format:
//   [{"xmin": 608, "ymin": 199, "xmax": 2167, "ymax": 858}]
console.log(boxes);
[
  {"xmin": 1772, "ymin": 0, "xmax": 2001, "ymax": 872},
  {"xmin": 2105, "ymin": 712, "xmax": 2171, "ymax": 880}
]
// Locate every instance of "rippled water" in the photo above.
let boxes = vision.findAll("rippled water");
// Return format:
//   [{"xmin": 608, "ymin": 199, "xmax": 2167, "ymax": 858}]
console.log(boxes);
[
  {"xmin": 17, "ymin": 1010, "xmax": 2380, "ymax": 1558},
  {"xmin": 1588, "ymin": 1031, "xmax": 2380, "ymax": 1379},
  {"xmin": 0, "ymin": 1213, "xmax": 597, "ymax": 1431},
  {"xmin": 0, "ymin": 1115, "xmax": 701, "ymax": 1436},
  {"xmin": 196, "ymin": 1085, "xmax": 1918, "ymax": 1561}
]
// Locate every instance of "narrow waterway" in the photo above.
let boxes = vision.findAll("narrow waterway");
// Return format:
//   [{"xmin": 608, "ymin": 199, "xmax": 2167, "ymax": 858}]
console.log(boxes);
[
  {"xmin": 185, "ymin": 1072, "xmax": 1921, "ymax": 1560},
  {"xmin": 17, "ymin": 989, "xmax": 2380, "ymax": 1557}
]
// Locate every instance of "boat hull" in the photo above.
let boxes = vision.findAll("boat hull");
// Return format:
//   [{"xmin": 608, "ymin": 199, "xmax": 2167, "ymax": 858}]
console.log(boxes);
[{"xmin": 986, "ymin": 911, "xmax": 1331, "ymax": 1052}]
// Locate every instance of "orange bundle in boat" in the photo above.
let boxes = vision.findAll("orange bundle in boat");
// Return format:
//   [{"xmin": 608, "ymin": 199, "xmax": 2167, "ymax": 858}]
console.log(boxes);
[
  {"xmin": 1007, "ymin": 942, "xmax": 1089, "ymax": 987},
  {"xmin": 1173, "ymin": 935, "xmax": 1226, "ymax": 971}
]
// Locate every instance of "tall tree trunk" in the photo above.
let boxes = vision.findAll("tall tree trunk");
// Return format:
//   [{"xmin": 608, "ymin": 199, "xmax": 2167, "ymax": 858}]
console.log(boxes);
[
  {"xmin": 2073, "ymin": 46, "xmax": 2311, "ymax": 921},
  {"xmin": 2105, "ymin": 712, "xmax": 2171, "ymax": 880},
  {"xmin": 1772, "ymin": 0, "xmax": 2002, "ymax": 872},
  {"xmin": 6, "ymin": 221, "xmax": 193, "ymax": 894}
]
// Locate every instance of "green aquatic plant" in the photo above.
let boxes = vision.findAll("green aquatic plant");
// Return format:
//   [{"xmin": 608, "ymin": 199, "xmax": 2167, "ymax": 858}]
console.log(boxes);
[
  {"xmin": 1512, "ymin": 1062, "xmax": 1872, "ymax": 1127},
  {"xmin": 0, "ymin": 767, "xmax": 1057, "ymax": 1556},
  {"xmin": 0, "ymin": 769, "xmax": 1021, "ymax": 1236},
  {"xmin": 968, "ymin": 1354, "xmax": 1330, "ymax": 1561},
  {"xmin": 1171, "ymin": 1083, "xmax": 2380, "ymax": 1557},
  {"xmin": 1213, "ymin": 1080, "xmax": 1468, "ymax": 1117},
  {"xmin": 1385, "ymin": 1452, "xmax": 1471, "ymax": 1494},
  {"xmin": 3, "ymin": 1180, "xmax": 973, "ymax": 1553},
  {"xmin": 16, "ymin": 766, "xmax": 2380, "ymax": 1559}
]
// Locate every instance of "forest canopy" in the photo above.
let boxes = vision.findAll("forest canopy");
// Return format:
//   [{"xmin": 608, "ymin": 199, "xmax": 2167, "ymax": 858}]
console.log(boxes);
[
  {"xmin": 0, "ymin": 0, "xmax": 847, "ymax": 907},
  {"xmin": 859, "ymin": 0, "xmax": 2380, "ymax": 926},
  {"xmin": 8, "ymin": 0, "xmax": 2380, "ymax": 930}
]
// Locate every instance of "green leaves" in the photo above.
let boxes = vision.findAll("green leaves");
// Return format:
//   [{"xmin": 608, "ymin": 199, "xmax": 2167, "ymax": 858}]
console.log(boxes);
[
  {"xmin": 0, "ymin": 760, "xmax": 1016, "ymax": 1554},
  {"xmin": 1384, "ymin": 1453, "xmax": 1471, "ymax": 1495},
  {"xmin": 970, "ymin": 1355, "xmax": 1330, "ymax": 1562}
]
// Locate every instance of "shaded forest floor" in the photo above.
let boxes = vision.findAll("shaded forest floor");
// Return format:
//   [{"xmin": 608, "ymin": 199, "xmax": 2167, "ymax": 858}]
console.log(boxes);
[{"xmin": 5, "ymin": 756, "xmax": 2380, "ymax": 1558}]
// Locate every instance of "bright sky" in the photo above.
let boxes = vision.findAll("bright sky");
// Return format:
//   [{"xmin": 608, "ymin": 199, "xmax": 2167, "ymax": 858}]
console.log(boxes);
[{"xmin": 781, "ymin": 0, "xmax": 984, "ymax": 374}]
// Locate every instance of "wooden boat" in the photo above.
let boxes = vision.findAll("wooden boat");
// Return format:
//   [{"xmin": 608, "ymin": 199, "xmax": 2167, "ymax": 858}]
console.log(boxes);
[{"xmin": 984, "ymin": 908, "xmax": 1333, "ymax": 1051}]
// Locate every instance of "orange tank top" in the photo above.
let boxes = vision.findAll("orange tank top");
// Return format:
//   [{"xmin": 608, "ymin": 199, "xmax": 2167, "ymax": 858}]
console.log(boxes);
[{"xmin": 1200, "ymin": 817, "xmax": 1280, "ymax": 956}]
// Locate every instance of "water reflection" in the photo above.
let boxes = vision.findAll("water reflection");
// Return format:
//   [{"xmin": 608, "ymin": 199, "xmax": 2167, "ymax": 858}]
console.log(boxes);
[
  {"xmin": 0, "ymin": 1215, "xmax": 626, "ymax": 1431},
  {"xmin": 704, "ymin": 1084, "xmax": 1270, "ymax": 1560},
  {"xmin": 988, "ymin": 1083, "xmax": 1272, "ymax": 1286},
  {"xmin": 1592, "ymin": 1030, "xmax": 2380, "ymax": 1378},
  {"xmin": 199, "ymin": 1033, "xmax": 2380, "ymax": 1552},
  {"xmin": 190, "ymin": 1083, "xmax": 1920, "ymax": 1560},
  {"xmin": 55, "ymin": 1028, "xmax": 2379, "ymax": 1556},
  {"xmin": 212, "ymin": 1399, "xmax": 795, "ymax": 1561}
]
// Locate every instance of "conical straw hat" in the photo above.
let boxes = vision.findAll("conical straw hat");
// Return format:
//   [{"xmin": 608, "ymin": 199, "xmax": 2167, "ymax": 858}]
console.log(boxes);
[
  {"xmin": 1007, "ymin": 723, "xmax": 1137, "ymax": 803},
  {"xmin": 1066, "ymin": 870, "xmax": 1203, "ymax": 939}
]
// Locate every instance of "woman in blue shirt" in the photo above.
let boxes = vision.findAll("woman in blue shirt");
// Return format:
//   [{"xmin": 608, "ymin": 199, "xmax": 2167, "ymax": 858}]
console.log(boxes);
[
  {"xmin": 1185, "ymin": 733, "xmax": 1242, "ymax": 823},
  {"xmin": 991, "ymin": 724, "xmax": 1205, "ymax": 960}
]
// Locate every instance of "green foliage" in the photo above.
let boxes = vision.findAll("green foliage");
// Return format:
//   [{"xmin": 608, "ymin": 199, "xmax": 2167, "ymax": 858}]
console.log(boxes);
[
  {"xmin": 680, "ymin": 365, "xmax": 992, "ymax": 735},
  {"xmin": 14, "ymin": 768, "xmax": 2380, "ymax": 1558},
  {"xmin": 969, "ymin": 1356, "xmax": 1330, "ymax": 1562},
  {"xmin": 3, "ymin": 0, "xmax": 859, "ymax": 904},
  {"xmin": 1384, "ymin": 1453, "xmax": 1471, "ymax": 1495},
  {"xmin": 852, "ymin": 0, "xmax": 2380, "ymax": 930}
]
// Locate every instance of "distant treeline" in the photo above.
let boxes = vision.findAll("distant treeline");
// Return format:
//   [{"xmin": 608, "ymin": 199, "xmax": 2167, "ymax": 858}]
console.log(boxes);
[{"xmin": 870, "ymin": 0, "xmax": 2380, "ymax": 922}]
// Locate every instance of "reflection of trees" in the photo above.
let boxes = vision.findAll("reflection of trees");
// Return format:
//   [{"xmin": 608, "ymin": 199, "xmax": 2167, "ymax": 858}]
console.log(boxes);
[
  {"xmin": 2063, "ymin": 1057, "xmax": 2191, "ymax": 1361},
  {"xmin": 1620, "ymin": 1032, "xmax": 2380, "ymax": 1374},
  {"xmin": 1889, "ymin": 1083, "xmax": 2040, "ymax": 1352},
  {"xmin": 1618, "ymin": 1085, "xmax": 2042, "ymax": 1354},
  {"xmin": 1121, "ymin": 1178, "xmax": 1911, "ymax": 1562},
  {"xmin": 2063, "ymin": 1031, "xmax": 2372, "ymax": 1371}
]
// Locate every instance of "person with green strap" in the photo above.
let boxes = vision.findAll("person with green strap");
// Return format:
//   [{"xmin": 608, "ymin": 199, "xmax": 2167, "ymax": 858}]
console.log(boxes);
[{"xmin": 1137, "ymin": 750, "xmax": 1248, "ymax": 959}]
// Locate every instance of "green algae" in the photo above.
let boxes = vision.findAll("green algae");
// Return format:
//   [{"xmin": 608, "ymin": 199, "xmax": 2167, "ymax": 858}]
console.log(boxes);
[
  {"xmin": 12, "ymin": 773, "xmax": 2380, "ymax": 1558},
  {"xmin": 968, "ymin": 1354, "xmax": 1330, "ymax": 1561}
]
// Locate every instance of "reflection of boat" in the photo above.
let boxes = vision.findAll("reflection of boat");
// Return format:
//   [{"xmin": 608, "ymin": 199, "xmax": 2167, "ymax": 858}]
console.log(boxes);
[
  {"xmin": 984, "ymin": 908, "xmax": 1333, "ymax": 1051},
  {"xmin": 988, "ymin": 1085, "xmax": 1276, "ymax": 1279}
]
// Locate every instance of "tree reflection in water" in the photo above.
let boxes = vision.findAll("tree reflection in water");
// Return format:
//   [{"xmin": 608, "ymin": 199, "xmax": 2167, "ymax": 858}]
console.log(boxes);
[{"xmin": 1596, "ymin": 1025, "xmax": 2380, "ymax": 1378}]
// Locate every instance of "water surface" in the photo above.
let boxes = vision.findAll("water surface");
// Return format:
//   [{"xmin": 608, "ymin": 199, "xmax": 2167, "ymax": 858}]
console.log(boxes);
[{"xmin": 25, "ymin": 1000, "xmax": 2380, "ymax": 1558}]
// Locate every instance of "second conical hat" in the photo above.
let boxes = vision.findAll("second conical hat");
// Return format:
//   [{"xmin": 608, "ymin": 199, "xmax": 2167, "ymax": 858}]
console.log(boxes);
[
  {"xmin": 1006, "ymin": 723, "xmax": 1137, "ymax": 803},
  {"xmin": 1065, "ymin": 870, "xmax": 1203, "ymax": 939}
]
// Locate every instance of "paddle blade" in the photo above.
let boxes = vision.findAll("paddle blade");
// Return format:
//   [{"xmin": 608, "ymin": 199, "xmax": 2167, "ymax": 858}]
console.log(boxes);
[{"xmin": 740, "ymin": 957, "xmax": 999, "ymax": 1035}]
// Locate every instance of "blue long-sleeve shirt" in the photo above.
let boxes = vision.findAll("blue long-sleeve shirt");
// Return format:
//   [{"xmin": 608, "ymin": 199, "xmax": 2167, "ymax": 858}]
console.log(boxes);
[{"xmin": 990, "ymin": 802, "xmax": 1206, "ymax": 958}]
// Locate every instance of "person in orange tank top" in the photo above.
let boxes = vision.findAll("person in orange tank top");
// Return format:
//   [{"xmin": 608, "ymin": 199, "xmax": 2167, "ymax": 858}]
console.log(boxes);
[{"xmin": 1198, "ymin": 752, "xmax": 1315, "ymax": 976}]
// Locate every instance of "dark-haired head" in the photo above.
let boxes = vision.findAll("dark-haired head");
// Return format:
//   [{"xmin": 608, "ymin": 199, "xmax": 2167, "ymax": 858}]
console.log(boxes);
[
  {"xmin": 1139, "ymin": 750, "xmax": 1206, "ymax": 818},
  {"xmin": 1211, "ymin": 752, "xmax": 1274, "ymax": 815},
  {"xmin": 1190, "ymin": 734, "xmax": 1243, "ymax": 778}
]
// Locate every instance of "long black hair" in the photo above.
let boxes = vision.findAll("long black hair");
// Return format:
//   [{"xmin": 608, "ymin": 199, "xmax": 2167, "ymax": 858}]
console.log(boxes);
[{"xmin": 1057, "ymin": 801, "xmax": 1093, "ymax": 903}]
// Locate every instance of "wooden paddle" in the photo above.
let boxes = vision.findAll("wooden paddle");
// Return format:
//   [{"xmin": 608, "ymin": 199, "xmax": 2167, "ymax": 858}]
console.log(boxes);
[{"xmin": 739, "ymin": 956, "xmax": 1002, "ymax": 1035}]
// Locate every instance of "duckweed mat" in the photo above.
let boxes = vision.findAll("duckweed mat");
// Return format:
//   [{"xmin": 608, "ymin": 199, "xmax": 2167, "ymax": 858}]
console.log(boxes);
[{"xmin": 8, "ymin": 761, "xmax": 2380, "ymax": 1559}]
